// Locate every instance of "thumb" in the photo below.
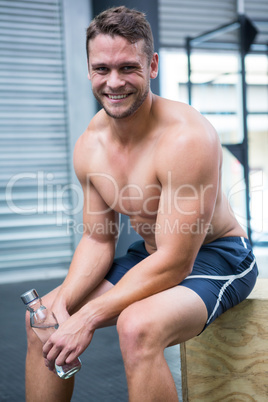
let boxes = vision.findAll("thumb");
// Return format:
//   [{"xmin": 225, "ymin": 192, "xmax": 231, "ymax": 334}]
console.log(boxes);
[{"xmin": 53, "ymin": 308, "xmax": 70, "ymax": 326}]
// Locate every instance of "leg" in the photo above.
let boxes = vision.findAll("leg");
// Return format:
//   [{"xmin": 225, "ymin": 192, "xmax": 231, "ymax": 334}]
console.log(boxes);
[
  {"xmin": 25, "ymin": 280, "xmax": 114, "ymax": 402},
  {"xmin": 117, "ymin": 285, "xmax": 208, "ymax": 402},
  {"xmin": 25, "ymin": 286, "xmax": 73, "ymax": 402}
]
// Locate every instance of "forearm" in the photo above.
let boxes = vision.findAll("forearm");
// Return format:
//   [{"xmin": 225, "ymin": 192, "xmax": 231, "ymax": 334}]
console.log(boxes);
[
  {"xmin": 55, "ymin": 235, "xmax": 115, "ymax": 313},
  {"xmin": 78, "ymin": 248, "xmax": 192, "ymax": 330}
]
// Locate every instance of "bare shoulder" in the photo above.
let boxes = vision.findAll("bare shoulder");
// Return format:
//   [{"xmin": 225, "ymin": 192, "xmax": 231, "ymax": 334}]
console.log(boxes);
[
  {"xmin": 154, "ymin": 97, "xmax": 220, "ymax": 151},
  {"xmin": 73, "ymin": 110, "xmax": 107, "ymax": 184},
  {"xmin": 154, "ymin": 97, "xmax": 222, "ymax": 181}
]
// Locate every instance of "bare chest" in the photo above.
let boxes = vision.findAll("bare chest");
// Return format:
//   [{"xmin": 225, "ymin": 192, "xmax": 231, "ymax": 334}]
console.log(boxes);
[{"xmin": 91, "ymin": 154, "xmax": 161, "ymax": 218}]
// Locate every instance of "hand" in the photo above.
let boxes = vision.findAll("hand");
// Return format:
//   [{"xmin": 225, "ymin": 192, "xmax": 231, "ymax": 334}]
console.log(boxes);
[
  {"xmin": 43, "ymin": 311, "xmax": 94, "ymax": 369},
  {"xmin": 50, "ymin": 300, "xmax": 71, "ymax": 326},
  {"xmin": 40, "ymin": 300, "xmax": 71, "ymax": 372}
]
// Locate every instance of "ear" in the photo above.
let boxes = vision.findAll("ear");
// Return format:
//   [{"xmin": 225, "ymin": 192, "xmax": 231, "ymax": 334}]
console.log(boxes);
[
  {"xmin": 150, "ymin": 53, "xmax": 159, "ymax": 79},
  {"xmin": 87, "ymin": 60, "xmax": 91, "ymax": 81}
]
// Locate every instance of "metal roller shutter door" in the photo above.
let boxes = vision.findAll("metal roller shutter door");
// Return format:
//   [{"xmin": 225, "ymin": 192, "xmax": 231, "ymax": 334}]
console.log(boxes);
[
  {"xmin": 159, "ymin": 0, "xmax": 268, "ymax": 48},
  {"xmin": 158, "ymin": 0, "xmax": 236, "ymax": 48},
  {"xmin": 0, "ymin": 0, "xmax": 74, "ymax": 276}
]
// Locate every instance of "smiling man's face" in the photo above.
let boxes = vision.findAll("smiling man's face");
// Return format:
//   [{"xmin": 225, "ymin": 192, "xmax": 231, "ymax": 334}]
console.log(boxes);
[{"xmin": 88, "ymin": 34, "xmax": 157, "ymax": 119}]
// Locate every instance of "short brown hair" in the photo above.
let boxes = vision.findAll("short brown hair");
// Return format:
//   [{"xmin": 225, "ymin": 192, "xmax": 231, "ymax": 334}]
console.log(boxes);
[{"xmin": 86, "ymin": 6, "xmax": 154, "ymax": 64}]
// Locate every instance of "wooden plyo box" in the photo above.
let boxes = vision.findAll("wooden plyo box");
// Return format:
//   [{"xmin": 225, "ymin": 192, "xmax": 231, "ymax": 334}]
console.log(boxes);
[{"xmin": 180, "ymin": 278, "xmax": 268, "ymax": 401}]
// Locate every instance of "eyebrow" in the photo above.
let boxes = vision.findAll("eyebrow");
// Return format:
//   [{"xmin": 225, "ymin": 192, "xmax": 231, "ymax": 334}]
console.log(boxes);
[{"xmin": 91, "ymin": 61, "xmax": 141, "ymax": 68}]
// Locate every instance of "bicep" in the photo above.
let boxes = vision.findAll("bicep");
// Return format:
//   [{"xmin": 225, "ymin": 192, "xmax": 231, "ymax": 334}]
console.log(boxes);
[
  {"xmin": 155, "ymin": 145, "xmax": 219, "ymax": 268},
  {"xmin": 82, "ymin": 177, "xmax": 119, "ymax": 243},
  {"xmin": 73, "ymin": 138, "xmax": 119, "ymax": 243}
]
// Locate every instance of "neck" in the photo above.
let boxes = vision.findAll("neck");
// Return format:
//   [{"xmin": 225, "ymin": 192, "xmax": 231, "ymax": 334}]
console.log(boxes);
[{"xmin": 108, "ymin": 92, "xmax": 155, "ymax": 146}]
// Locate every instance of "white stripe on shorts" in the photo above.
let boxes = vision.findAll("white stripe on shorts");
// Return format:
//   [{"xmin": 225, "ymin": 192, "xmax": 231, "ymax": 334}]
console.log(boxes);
[
  {"xmin": 183, "ymin": 257, "xmax": 256, "ymax": 325},
  {"xmin": 241, "ymin": 237, "xmax": 248, "ymax": 249}
]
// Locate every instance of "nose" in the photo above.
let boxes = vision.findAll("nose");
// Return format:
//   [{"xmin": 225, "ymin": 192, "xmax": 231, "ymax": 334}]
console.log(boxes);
[{"xmin": 107, "ymin": 70, "xmax": 125, "ymax": 89}]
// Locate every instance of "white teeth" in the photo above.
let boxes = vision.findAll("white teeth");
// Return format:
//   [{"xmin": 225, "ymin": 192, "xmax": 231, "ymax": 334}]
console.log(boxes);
[{"xmin": 108, "ymin": 94, "xmax": 128, "ymax": 99}]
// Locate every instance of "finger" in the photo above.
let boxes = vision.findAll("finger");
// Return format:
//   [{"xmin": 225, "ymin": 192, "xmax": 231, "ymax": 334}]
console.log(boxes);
[
  {"xmin": 44, "ymin": 357, "xmax": 55, "ymax": 371},
  {"xmin": 53, "ymin": 346, "xmax": 73, "ymax": 367},
  {"xmin": 65, "ymin": 350, "xmax": 80, "ymax": 365},
  {"xmin": 43, "ymin": 341, "xmax": 63, "ymax": 370},
  {"xmin": 42, "ymin": 338, "xmax": 53, "ymax": 358}
]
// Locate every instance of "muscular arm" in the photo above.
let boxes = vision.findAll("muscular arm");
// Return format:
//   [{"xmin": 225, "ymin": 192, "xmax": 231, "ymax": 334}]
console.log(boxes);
[{"xmin": 51, "ymin": 135, "xmax": 118, "ymax": 319}]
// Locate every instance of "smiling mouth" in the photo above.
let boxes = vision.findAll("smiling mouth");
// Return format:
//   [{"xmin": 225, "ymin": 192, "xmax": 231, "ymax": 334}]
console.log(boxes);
[{"xmin": 107, "ymin": 94, "xmax": 131, "ymax": 100}]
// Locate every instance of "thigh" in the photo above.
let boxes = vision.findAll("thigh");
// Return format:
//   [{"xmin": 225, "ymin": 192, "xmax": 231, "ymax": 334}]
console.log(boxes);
[
  {"xmin": 120, "ymin": 285, "xmax": 208, "ymax": 348},
  {"xmin": 40, "ymin": 285, "xmax": 61, "ymax": 309},
  {"xmin": 180, "ymin": 243, "xmax": 258, "ymax": 330},
  {"xmin": 105, "ymin": 241, "xmax": 149, "ymax": 285}
]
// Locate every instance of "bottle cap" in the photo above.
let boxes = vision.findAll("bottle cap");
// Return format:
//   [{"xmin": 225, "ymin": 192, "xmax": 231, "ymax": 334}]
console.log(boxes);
[{"xmin": 21, "ymin": 289, "xmax": 39, "ymax": 305}]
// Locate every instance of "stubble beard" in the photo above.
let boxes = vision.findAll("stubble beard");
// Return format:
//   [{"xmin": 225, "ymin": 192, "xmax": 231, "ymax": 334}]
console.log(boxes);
[{"xmin": 93, "ymin": 84, "xmax": 150, "ymax": 120}]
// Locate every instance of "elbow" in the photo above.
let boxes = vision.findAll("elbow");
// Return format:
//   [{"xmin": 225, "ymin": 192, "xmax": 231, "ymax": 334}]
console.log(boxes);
[
  {"xmin": 158, "ymin": 251, "xmax": 194, "ymax": 287},
  {"xmin": 155, "ymin": 254, "xmax": 193, "ymax": 288},
  {"xmin": 173, "ymin": 260, "xmax": 193, "ymax": 284}
]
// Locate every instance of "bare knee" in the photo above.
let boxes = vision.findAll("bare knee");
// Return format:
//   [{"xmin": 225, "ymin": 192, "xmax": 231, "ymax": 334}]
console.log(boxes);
[
  {"xmin": 25, "ymin": 309, "xmax": 41, "ymax": 351},
  {"xmin": 117, "ymin": 304, "xmax": 161, "ymax": 368}
]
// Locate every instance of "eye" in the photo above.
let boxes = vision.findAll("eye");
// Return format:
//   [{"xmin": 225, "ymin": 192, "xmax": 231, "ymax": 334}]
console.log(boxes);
[
  {"xmin": 122, "ymin": 66, "xmax": 136, "ymax": 72},
  {"xmin": 95, "ymin": 66, "xmax": 108, "ymax": 73}
]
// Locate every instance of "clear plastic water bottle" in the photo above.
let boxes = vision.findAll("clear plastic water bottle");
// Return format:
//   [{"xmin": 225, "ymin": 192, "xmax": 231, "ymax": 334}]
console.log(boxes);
[{"xmin": 21, "ymin": 288, "xmax": 82, "ymax": 379}]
